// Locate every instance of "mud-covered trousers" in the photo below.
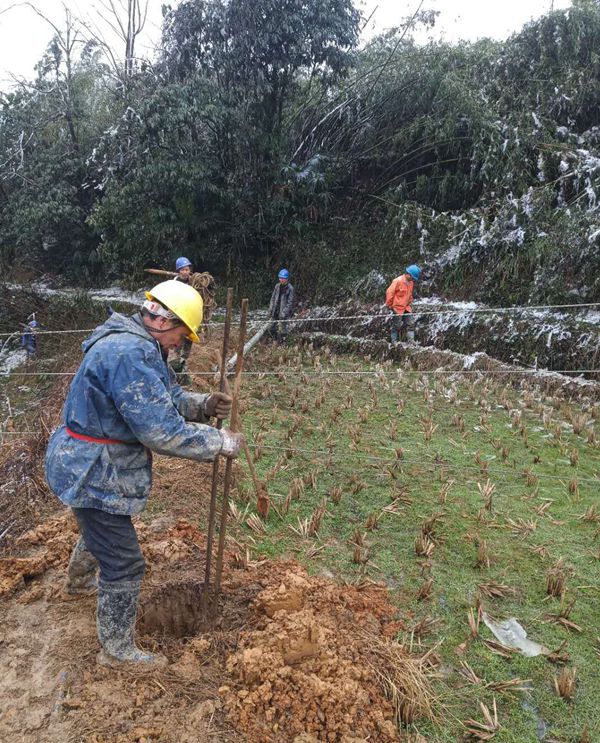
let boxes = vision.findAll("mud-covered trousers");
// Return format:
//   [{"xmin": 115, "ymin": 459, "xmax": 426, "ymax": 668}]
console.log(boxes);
[
  {"xmin": 72, "ymin": 507, "xmax": 145, "ymax": 583},
  {"xmin": 268, "ymin": 318, "xmax": 289, "ymax": 342},
  {"xmin": 391, "ymin": 312, "xmax": 415, "ymax": 343}
]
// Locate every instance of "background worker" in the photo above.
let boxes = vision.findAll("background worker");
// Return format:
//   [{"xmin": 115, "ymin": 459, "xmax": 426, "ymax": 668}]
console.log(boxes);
[
  {"xmin": 385, "ymin": 264, "xmax": 421, "ymax": 343},
  {"xmin": 268, "ymin": 268, "xmax": 295, "ymax": 342},
  {"xmin": 174, "ymin": 255, "xmax": 193, "ymax": 284},
  {"xmin": 45, "ymin": 281, "xmax": 244, "ymax": 669},
  {"xmin": 21, "ymin": 313, "xmax": 38, "ymax": 357},
  {"xmin": 170, "ymin": 256, "xmax": 194, "ymax": 376}
]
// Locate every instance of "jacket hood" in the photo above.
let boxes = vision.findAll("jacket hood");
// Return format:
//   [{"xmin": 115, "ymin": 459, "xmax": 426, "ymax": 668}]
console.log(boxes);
[{"xmin": 82, "ymin": 312, "xmax": 153, "ymax": 354}]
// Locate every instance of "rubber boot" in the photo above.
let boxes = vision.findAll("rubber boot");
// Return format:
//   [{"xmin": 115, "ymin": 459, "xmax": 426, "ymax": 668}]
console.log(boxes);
[
  {"xmin": 96, "ymin": 578, "xmax": 167, "ymax": 668},
  {"xmin": 406, "ymin": 329, "xmax": 416, "ymax": 343},
  {"xmin": 64, "ymin": 537, "xmax": 98, "ymax": 595},
  {"xmin": 390, "ymin": 327, "xmax": 399, "ymax": 344}
]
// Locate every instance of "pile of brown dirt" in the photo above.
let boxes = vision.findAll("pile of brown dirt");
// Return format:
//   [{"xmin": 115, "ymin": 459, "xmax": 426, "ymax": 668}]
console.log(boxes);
[
  {"xmin": 0, "ymin": 508, "xmax": 432, "ymax": 743},
  {"xmin": 0, "ymin": 512, "xmax": 78, "ymax": 595},
  {"xmin": 221, "ymin": 566, "xmax": 411, "ymax": 742}
]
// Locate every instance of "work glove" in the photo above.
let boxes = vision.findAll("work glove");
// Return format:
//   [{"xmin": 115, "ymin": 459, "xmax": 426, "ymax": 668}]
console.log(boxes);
[
  {"xmin": 220, "ymin": 429, "xmax": 245, "ymax": 458},
  {"xmin": 205, "ymin": 392, "xmax": 233, "ymax": 419}
]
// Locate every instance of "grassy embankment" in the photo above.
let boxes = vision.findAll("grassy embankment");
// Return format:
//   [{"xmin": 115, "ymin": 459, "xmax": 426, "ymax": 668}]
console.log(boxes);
[{"xmin": 188, "ymin": 340, "xmax": 600, "ymax": 742}]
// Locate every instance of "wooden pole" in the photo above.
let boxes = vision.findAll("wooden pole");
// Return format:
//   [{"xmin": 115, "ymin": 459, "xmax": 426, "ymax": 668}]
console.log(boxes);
[
  {"xmin": 226, "ymin": 320, "xmax": 272, "ymax": 369},
  {"xmin": 203, "ymin": 288, "xmax": 234, "ymax": 602},
  {"xmin": 144, "ymin": 268, "xmax": 178, "ymax": 278},
  {"xmin": 212, "ymin": 299, "xmax": 248, "ymax": 613}
]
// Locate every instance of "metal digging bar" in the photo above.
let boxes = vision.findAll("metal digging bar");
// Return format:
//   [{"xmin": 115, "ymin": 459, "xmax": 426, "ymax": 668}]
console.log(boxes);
[
  {"xmin": 202, "ymin": 287, "xmax": 234, "ymax": 614},
  {"xmin": 211, "ymin": 298, "xmax": 249, "ymax": 619}
]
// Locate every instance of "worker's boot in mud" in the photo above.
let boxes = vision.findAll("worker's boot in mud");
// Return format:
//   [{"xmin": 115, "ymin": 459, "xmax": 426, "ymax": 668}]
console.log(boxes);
[
  {"xmin": 64, "ymin": 537, "xmax": 98, "ymax": 596},
  {"xmin": 96, "ymin": 578, "xmax": 167, "ymax": 669}
]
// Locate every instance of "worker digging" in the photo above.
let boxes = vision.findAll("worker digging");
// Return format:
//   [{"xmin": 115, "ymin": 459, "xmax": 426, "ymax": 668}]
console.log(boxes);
[{"xmin": 44, "ymin": 280, "xmax": 245, "ymax": 669}]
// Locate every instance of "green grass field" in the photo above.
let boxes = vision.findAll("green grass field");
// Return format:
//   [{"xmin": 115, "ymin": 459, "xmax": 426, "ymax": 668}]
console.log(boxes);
[{"xmin": 228, "ymin": 342, "xmax": 600, "ymax": 742}]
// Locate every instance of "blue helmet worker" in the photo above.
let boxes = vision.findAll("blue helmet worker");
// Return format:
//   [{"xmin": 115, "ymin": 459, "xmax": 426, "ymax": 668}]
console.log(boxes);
[
  {"xmin": 269, "ymin": 269, "xmax": 295, "ymax": 343},
  {"xmin": 385, "ymin": 265, "xmax": 421, "ymax": 343},
  {"xmin": 21, "ymin": 314, "xmax": 38, "ymax": 357},
  {"xmin": 175, "ymin": 256, "xmax": 193, "ymax": 283}
]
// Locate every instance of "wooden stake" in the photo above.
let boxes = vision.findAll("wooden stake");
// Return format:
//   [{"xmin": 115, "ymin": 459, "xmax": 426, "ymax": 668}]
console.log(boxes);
[
  {"xmin": 203, "ymin": 288, "xmax": 233, "ymax": 604},
  {"xmin": 212, "ymin": 299, "xmax": 249, "ymax": 613}
]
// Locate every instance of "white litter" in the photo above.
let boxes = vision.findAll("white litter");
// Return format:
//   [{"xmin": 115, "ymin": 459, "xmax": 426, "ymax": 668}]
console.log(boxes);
[{"xmin": 482, "ymin": 612, "xmax": 548, "ymax": 657}]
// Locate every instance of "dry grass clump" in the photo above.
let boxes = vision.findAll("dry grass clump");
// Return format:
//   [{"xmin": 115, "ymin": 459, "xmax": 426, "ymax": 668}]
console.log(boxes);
[
  {"xmin": 554, "ymin": 667, "xmax": 576, "ymax": 702},
  {"xmin": 482, "ymin": 639, "xmax": 519, "ymax": 659},
  {"xmin": 463, "ymin": 698, "xmax": 500, "ymax": 741},
  {"xmin": 329, "ymin": 485, "xmax": 343, "ymax": 505},
  {"xmin": 421, "ymin": 416, "xmax": 438, "ymax": 442},
  {"xmin": 307, "ymin": 499, "xmax": 327, "ymax": 537},
  {"xmin": 468, "ymin": 607, "xmax": 480, "ymax": 638},
  {"xmin": 568, "ymin": 475, "xmax": 580, "ymax": 500},
  {"xmin": 349, "ymin": 528, "xmax": 369, "ymax": 564},
  {"xmin": 546, "ymin": 558, "xmax": 568, "ymax": 598},
  {"xmin": 475, "ymin": 538, "xmax": 492, "ymax": 569},
  {"xmin": 245, "ymin": 513, "xmax": 266, "ymax": 534},
  {"xmin": 365, "ymin": 511, "xmax": 382, "ymax": 531},
  {"xmin": 302, "ymin": 469, "xmax": 318, "ymax": 489},
  {"xmin": 545, "ymin": 597, "xmax": 582, "ymax": 633},
  {"xmin": 416, "ymin": 578, "xmax": 434, "ymax": 601},
  {"xmin": 415, "ymin": 532, "xmax": 435, "ymax": 558},
  {"xmin": 477, "ymin": 581, "xmax": 517, "ymax": 599},
  {"xmin": 477, "ymin": 480, "xmax": 496, "ymax": 511},
  {"xmin": 545, "ymin": 639, "xmax": 570, "ymax": 665},
  {"xmin": 288, "ymin": 477, "xmax": 305, "ymax": 501},
  {"xmin": 570, "ymin": 412, "xmax": 590, "ymax": 435},
  {"xmin": 577, "ymin": 504, "xmax": 600, "ymax": 522},
  {"xmin": 486, "ymin": 678, "xmax": 530, "ymax": 695},
  {"xmin": 439, "ymin": 479, "xmax": 454, "ymax": 504},
  {"xmin": 411, "ymin": 616, "xmax": 442, "ymax": 639},
  {"xmin": 505, "ymin": 517, "xmax": 537, "ymax": 537},
  {"xmin": 521, "ymin": 467, "xmax": 539, "ymax": 487},
  {"xmin": 365, "ymin": 634, "xmax": 438, "ymax": 727}
]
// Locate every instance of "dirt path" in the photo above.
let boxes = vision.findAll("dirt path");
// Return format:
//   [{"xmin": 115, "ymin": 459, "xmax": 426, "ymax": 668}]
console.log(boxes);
[{"xmin": 0, "ymin": 509, "xmax": 424, "ymax": 743}]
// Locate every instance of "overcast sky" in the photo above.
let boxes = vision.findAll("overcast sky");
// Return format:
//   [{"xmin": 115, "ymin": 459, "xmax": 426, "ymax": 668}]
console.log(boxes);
[{"xmin": 0, "ymin": 0, "xmax": 571, "ymax": 88}]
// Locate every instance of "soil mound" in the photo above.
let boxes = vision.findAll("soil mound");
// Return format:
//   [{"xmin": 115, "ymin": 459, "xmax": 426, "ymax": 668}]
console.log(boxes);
[
  {"xmin": 222, "ymin": 567, "xmax": 406, "ymax": 742},
  {"xmin": 1, "ymin": 518, "xmax": 433, "ymax": 742}
]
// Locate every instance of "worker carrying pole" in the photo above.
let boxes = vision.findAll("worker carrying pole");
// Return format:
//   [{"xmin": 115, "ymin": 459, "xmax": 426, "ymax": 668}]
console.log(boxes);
[
  {"xmin": 145, "ymin": 257, "xmax": 217, "ymax": 378},
  {"xmin": 44, "ymin": 281, "xmax": 244, "ymax": 669}
]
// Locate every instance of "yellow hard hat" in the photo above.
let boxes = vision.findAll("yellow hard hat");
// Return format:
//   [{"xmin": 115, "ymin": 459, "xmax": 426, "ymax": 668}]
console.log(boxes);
[{"xmin": 144, "ymin": 281, "xmax": 204, "ymax": 343}]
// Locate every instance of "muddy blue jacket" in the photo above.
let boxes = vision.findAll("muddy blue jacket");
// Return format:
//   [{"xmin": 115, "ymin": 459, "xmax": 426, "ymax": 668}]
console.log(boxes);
[{"xmin": 45, "ymin": 312, "xmax": 223, "ymax": 515}]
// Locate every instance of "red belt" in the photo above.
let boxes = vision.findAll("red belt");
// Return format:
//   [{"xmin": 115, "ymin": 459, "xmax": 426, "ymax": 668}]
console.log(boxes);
[{"xmin": 65, "ymin": 426, "xmax": 133, "ymax": 445}]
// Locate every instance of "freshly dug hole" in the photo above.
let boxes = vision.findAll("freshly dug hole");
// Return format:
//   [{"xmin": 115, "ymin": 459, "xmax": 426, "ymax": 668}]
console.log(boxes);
[{"xmin": 137, "ymin": 579, "xmax": 208, "ymax": 638}]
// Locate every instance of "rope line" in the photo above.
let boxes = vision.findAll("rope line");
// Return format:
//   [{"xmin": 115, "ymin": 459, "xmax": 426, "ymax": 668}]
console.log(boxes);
[
  {"xmin": 1, "ymin": 431, "xmax": 597, "ymax": 485},
  {"xmin": 1, "ymin": 300, "xmax": 600, "ymax": 338},
  {"xmin": 2, "ymin": 368, "xmax": 600, "ymax": 377}
]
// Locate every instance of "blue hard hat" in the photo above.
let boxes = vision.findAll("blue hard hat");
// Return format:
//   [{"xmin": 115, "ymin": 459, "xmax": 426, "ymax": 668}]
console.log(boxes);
[
  {"xmin": 175, "ymin": 256, "xmax": 192, "ymax": 271},
  {"xmin": 278, "ymin": 268, "xmax": 290, "ymax": 280},
  {"xmin": 406, "ymin": 265, "xmax": 421, "ymax": 281}
]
